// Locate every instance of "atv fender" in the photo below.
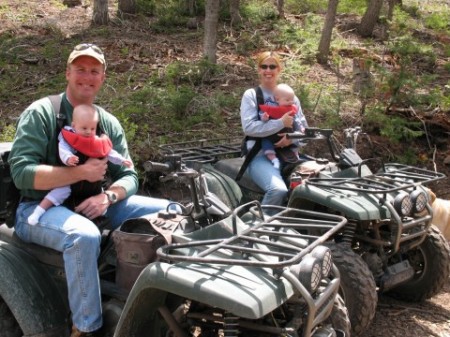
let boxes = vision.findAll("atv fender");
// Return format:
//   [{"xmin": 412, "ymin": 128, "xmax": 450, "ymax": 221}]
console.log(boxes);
[
  {"xmin": 0, "ymin": 241, "xmax": 68, "ymax": 336},
  {"xmin": 289, "ymin": 184, "xmax": 390, "ymax": 220},
  {"xmin": 114, "ymin": 261, "xmax": 294, "ymax": 336}
]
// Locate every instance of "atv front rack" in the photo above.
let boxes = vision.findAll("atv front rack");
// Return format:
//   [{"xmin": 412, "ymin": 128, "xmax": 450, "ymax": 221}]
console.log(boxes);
[
  {"xmin": 159, "ymin": 138, "xmax": 241, "ymax": 164},
  {"xmin": 158, "ymin": 201, "xmax": 347, "ymax": 268},
  {"xmin": 307, "ymin": 163, "xmax": 445, "ymax": 194}
]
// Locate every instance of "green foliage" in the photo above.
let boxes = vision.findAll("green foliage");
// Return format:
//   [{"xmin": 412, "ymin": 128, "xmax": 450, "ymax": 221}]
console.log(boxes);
[
  {"xmin": 240, "ymin": 0, "xmax": 278, "ymax": 25},
  {"xmin": 285, "ymin": 0, "xmax": 328, "ymax": 14},
  {"xmin": 147, "ymin": 0, "xmax": 206, "ymax": 31},
  {"xmin": 1, "ymin": 0, "xmax": 449, "ymax": 169},
  {"xmin": 424, "ymin": 12, "xmax": 450, "ymax": 31},
  {"xmin": 0, "ymin": 124, "xmax": 16, "ymax": 142},
  {"xmin": 297, "ymin": 82, "xmax": 346, "ymax": 129},
  {"xmin": 337, "ymin": 0, "xmax": 368, "ymax": 15},
  {"xmin": 234, "ymin": 31, "xmax": 262, "ymax": 56},
  {"xmin": 374, "ymin": 37, "xmax": 439, "ymax": 110},
  {"xmin": 365, "ymin": 106, "xmax": 423, "ymax": 144},
  {"xmin": 273, "ymin": 14, "xmax": 324, "ymax": 63},
  {"xmin": 136, "ymin": 0, "xmax": 156, "ymax": 15},
  {"xmin": 165, "ymin": 58, "xmax": 225, "ymax": 86}
]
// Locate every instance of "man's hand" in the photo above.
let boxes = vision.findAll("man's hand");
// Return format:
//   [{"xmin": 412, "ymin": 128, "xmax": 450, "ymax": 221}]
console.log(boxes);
[
  {"xmin": 75, "ymin": 193, "xmax": 109, "ymax": 220},
  {"xmin": 80, "ymin": 157, "xmax": 108, "ymax": 182}
]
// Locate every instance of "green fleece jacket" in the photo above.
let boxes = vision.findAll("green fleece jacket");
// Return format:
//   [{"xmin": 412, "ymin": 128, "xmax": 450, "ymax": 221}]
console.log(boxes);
[{"xmin": 8, "ymin": 93, "xmax": 138, "ymax": 200}]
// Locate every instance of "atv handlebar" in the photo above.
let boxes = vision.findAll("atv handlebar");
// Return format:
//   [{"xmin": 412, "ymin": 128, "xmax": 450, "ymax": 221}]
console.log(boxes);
[
  {"xmin": 285, "ymin": 127, "xmax": 333, "ymax": 140},
  {"xmin": 143, "ymin": 161, "xmax": 174, "ymax": 173}
]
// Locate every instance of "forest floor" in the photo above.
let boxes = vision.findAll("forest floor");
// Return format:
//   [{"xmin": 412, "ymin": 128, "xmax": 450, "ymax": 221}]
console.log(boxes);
[{"xmin": 1, "ymin": 1, "xmax": 450, "ymax": 336}]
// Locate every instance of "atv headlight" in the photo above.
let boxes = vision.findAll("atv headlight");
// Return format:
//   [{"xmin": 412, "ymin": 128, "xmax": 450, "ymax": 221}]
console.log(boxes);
[
  {"xmin": 410, "ymin": 190, "xmax": 428, "ymax": 213},
  {"xmin": 290, "ymin": 255, "xmax": 322, "ymax": 293},
  {"xmin": 311, "ymin": 245, "xmax": 333, "ymax": 278},
  {"xmin": 393, "ymin": 192, "xmax": 413, "ymax": 216}
]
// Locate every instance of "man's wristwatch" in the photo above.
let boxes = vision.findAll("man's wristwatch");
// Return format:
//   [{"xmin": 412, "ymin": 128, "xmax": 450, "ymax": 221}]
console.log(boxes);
[{"xmin": 104, "ymin": 191, "xmax": 118, "ymax": 205}]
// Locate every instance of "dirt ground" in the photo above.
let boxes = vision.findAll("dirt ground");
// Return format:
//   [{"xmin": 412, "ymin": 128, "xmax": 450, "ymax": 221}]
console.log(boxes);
[{"xmin": 1, "ymin": 1, "xmax": 450, "ymax": 336}]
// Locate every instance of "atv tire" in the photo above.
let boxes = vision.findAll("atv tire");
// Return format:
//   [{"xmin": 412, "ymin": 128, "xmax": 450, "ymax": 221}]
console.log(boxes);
[
  {"xmin": 326, "ymin": 242, "xmax": 377, "ymax": 337},
  {"xmin": 387, "ymin": 225, "xmax": 450, "ymax": 302},
  {"xmin": 326, "ymin": 294, "xmax": 351, "ymax": 337},
  {"xmin": 0, "ymin": 297, "xmax": 22, "ymax": 337}
]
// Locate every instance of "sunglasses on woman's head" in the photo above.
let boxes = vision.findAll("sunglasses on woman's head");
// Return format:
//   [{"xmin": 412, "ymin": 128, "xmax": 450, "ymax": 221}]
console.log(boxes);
[
  {"xmin": 260, "ymin": 64, "xmax": 278, "ymax": 70},
  {"xmin": 73, "ymin": 43, "xmax": 104, "ymax": 55}
]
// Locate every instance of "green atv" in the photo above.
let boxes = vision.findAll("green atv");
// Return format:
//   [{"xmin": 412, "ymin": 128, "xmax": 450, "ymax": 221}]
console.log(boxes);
[
  {"xmin": 159, "ymin": 127, "xmax": 450, "ymax": 337},
  {"xmin": 0, "ymin": 143, "xmax": 351, "ymax": 337}
]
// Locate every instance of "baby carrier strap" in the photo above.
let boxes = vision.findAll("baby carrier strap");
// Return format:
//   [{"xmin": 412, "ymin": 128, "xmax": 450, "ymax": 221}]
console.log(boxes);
[{"xmin": 235, "ymin": 86, "xmax": 264, "ymax": 181}]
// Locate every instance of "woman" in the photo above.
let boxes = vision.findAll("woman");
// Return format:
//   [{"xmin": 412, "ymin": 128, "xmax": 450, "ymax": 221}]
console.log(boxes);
[{"xmin": 240, "ymin": 51, "xmax": 308, "ymax": 206}]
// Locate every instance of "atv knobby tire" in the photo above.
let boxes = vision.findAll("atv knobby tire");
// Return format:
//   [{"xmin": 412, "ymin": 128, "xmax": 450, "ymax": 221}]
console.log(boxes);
[
  {"xmin": 327, "ymin": 242, "xmax": 377, "ymax": 337},
  {"xmin": 325, "ymin": 294, "xmax": 351, "ymax": 337},
  {"xmin": 387, "ymin": 225, "xmax": 450, "ymax": 302},
  {"xmin": 0, "ymin": 298, "xmax": 22, "ymax": 337}
]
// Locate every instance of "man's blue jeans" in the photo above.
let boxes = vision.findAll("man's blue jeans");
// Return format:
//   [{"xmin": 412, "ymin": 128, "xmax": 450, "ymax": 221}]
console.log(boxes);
[
  {"xmin": 247, "ymin": 153, "xmax": 288, "ymax": 206},
  {"xmin": 14, "ymin": 195, "xmax": 171, "ymax": 333}
]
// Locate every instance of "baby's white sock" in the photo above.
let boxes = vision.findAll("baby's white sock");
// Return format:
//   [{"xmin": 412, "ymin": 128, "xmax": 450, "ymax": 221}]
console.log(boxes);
[
  {"xmin": 272, "ymin": 158, "xmax": 280, "ymax": 169},
  {"xmin": 28, "ymin": 206, "xmax": 46, "ymax": 225}
]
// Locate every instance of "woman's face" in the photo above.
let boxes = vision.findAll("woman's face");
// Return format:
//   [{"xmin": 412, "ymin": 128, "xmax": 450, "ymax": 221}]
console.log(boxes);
[{"xmin": 258, "ymin": 57, "xmax": 281, "ymax": 90}]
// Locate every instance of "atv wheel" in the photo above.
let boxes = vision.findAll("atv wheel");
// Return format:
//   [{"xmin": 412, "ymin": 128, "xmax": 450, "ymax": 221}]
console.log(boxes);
[
  {"xmin": 0, "ymin": 297, "xmax": 22, "ymax": 337},
  {"xmin": 387, "ymin": 225, "xmax": 450, "ymax": 302},
  {"xmin": 325, "ymin": 294, "xmax": 351, "ymax": 337},
  {"xmin": 327, "ymin": 242, "xmax": 377, "ymax": 337}
]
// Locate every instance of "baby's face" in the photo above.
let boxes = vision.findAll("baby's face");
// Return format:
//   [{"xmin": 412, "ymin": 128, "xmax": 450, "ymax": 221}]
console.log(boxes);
[
  {"xmin": 72, "ymin": 119, "xmax": 97, "ymax": 137},
  {"xmin": 276, "ymin": 93, "xmax": 295, "ymax": 106}
]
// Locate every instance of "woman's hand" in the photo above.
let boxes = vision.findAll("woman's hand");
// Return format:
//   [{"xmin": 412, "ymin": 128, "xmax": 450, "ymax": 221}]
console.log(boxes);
[
  {"xmin": 280, "ymin": 112, "xmax": 294, "ymax": 128},
  {"xmin": 275, "ymin": 134, "xmax": 293, "ymax": 148}
]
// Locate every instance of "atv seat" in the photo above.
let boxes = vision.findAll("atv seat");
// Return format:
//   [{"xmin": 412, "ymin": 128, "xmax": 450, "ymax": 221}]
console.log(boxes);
[
  {"xmin": 214, "ymin": 158, "xmax": 264, "ymax": 194},
  {"xmin": 0, "ymin": 221, "xmax": 113, "ymax": 269}
]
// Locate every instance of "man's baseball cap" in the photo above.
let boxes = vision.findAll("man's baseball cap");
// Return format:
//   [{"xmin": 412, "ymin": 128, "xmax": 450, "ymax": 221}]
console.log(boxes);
[{"xmin": 67, "ymin": 43, "xmax": 106, "ymax": 67}]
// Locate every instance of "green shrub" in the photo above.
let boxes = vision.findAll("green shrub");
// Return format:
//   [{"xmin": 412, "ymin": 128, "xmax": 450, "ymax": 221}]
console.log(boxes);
[{"xmin": 424, "ymin": 12, "xmax": 450, "ymax": 31}]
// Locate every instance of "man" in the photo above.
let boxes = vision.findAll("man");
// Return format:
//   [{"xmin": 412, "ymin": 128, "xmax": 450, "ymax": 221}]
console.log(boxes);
[{"xmin": 8, "ymin": 43, "xmax": 171, "ymax": 337}]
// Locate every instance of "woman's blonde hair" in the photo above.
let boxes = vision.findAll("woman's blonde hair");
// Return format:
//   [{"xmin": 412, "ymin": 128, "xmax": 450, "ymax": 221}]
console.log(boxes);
[{"xmin": 255, "ymin": 51, "xmax": 282, "ymax": 69}]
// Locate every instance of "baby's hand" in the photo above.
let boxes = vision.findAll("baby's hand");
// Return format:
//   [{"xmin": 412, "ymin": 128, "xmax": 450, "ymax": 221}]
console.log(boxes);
[
  {"xmin": 66, "ymin": 155, "xmax": 79, "ymax": 166},
  {"xmin": 122, "ymin": 160, "xmax": 133, "ymax": 168},
  {"xmin": 261, "ymin": 112, "xmax": 269, "ymax": 121}
]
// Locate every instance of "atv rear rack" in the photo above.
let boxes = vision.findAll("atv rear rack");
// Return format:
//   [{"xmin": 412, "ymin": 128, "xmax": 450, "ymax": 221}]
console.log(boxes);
[
  {"xmin": 307, "ymin": 163, "xmax": 445, "ymax": 194},
  {"xmin": 157, "ymin": 201, "xmax": 347, "ymax": 268},
  {"xmin": 160, "ymin": 138, "xmax": 241, "ymax": 163},
  {"xmin": 158, "ymin": 128, "xmax": 335, "ymax": 164}
]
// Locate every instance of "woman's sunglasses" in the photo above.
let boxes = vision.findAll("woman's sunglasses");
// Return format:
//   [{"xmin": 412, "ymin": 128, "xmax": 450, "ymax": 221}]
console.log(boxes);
[
  {"xmin": 74, "ymin": 43, "xmax": 104, "ymax": 55},
  {"xmin": 260, "ymin": 64, "xmax": 278, "ymax": 70}
]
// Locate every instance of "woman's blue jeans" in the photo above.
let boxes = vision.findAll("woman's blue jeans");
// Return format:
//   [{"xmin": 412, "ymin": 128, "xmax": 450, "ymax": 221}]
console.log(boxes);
[
  {"xmin": 14, "ymin": 195, "xmax": 171, "ymax": 333},
  {"xmin": 247, "ymin": 153, "xmax": 288, "ymax": 206}
]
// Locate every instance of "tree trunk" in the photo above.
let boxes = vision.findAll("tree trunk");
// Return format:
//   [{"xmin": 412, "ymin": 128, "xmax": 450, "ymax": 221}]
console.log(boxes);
[
  {"xmin": 229, "ymin": 0, "xmax": 242, "ymax": 27},
  {"xmin": 358, "ymin": 0, "xmax": 383, "ymax": 37},
  {"xmin": 317, "ymin": 0, "xmax": 339, "ymax": 65},
  {"xmin": 276, "ymin": 0, "xmax": 285, "ymax": 18},
  {"xmin": 387, "ymin": 0, "xmax": 399, "ymax": 21},
  {"xmin": 186, "ymin": 0, "xmax": 196, "ymax": 16},
  {"xmin": 118, "ymin": 0, "xmax": 136, "ymax": 15},
  {"xmin": 92, "ymin": 0, "xmax": 109, "ymax": 25},
  {"xmin": 204, "ymin": 0, "xmax": 220, "ymax": 63}
]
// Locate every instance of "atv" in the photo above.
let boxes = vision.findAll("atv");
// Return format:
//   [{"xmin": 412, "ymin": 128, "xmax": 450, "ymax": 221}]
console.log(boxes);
[
  {"xmin": 159, "ymin": 127, "xmax": 450, "ymax": 336},
  {"xmin": 0, "ymin": 143, "xmax": 351, "ymax": 337}
]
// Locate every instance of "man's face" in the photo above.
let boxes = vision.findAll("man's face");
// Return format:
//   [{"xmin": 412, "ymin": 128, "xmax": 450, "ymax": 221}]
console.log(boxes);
[{"xmin": 66, "ymin": 56, "xmax": 105, "ymax": 104}]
